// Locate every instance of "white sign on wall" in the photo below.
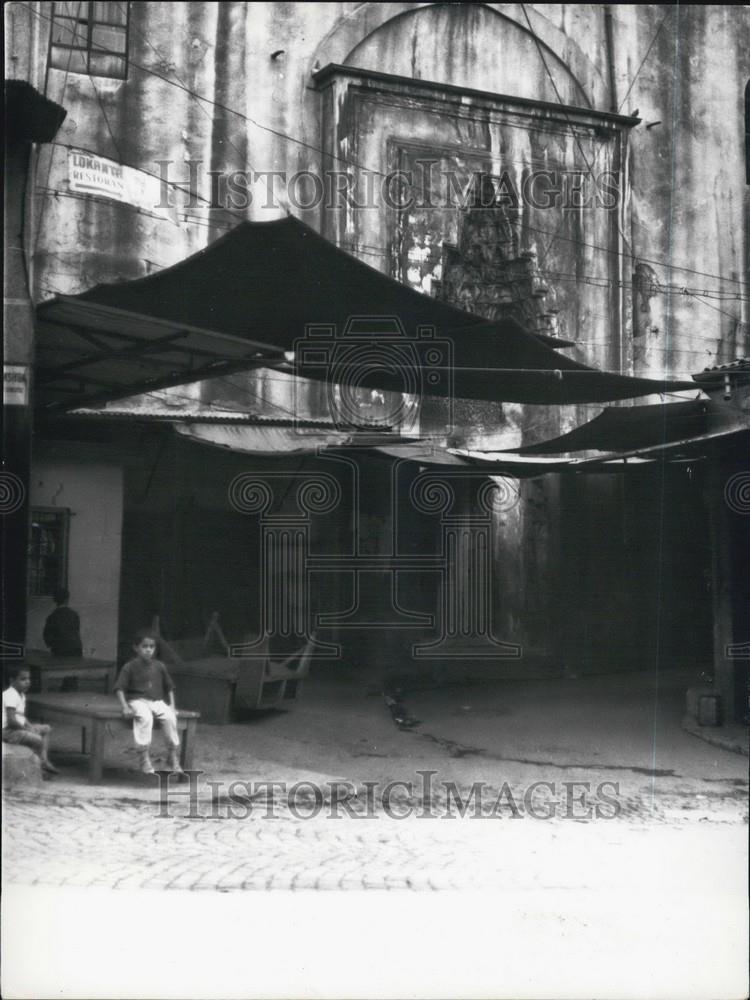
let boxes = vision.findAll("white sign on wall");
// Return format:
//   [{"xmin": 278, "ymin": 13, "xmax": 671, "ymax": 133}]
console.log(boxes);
[
  {"xmin": 67, "ymin": 149, "xmax": 171, "ymax": 220},
  {"xmin": 3, "ymin": 365, "xmax": 30, "ymax": 406}
]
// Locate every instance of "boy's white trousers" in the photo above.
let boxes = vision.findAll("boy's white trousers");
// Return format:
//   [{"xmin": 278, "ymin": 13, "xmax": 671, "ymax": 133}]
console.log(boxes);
[{"xmin": 128, "ymin": 699, "xmax": 180, "ymax": 748}]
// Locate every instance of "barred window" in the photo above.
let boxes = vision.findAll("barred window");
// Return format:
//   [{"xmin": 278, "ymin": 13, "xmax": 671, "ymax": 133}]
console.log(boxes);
[
  {"xmin": 48, "ymin": 2, "xmax": 129, "ymax": 80},
  {"xmin": 28, "ymin": 508, "xmax": 70, "ymax": 597}
]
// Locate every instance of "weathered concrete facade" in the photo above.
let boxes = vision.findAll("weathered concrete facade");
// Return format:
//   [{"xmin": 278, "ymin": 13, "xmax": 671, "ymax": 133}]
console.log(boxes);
[
  {"xmin": 7, "ymin": 3, "xmax": 749, "ymax": 672},
  {"xmin": 27, "ymin": 453, "xmax": 123, "ymax": 660},
  {"xmin": 10, "ymin": 4, "xmax": 747, "ymax": 356}
]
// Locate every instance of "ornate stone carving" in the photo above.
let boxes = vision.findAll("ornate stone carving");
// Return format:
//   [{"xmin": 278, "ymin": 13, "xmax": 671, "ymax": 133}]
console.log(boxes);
[{"xmin": 435, "ymin": 173, "xmax": 560, "ymax": 340}]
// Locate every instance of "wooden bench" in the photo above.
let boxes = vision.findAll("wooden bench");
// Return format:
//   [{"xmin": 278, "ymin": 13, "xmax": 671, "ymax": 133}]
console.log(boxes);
[
  {"xmin": 24, "ymin": 650, "xmax": 118, "ymax": 693},
  {"xmin": 28, "ymin": 692, "xmax": 200, "ymax": 783}
]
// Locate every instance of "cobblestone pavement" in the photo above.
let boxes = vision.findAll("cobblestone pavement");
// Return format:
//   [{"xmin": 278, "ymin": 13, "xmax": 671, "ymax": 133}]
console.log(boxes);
[
  {"xmin": 5, "ymin": 670, "xmax": 747, "ymax": 897},
  {"xmin": 3, "ymin": 786, "xmax": 746, "ymax": 894},
  {"xmin": 5, "ymin": 670, "xmax": 747, "ymax": 999}
]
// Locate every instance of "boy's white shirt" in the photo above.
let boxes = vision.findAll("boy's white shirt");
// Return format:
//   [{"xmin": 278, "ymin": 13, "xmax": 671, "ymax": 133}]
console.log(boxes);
[{"xmin": 2, "ymin": 687, "xmax": 26, "ymax": 728}]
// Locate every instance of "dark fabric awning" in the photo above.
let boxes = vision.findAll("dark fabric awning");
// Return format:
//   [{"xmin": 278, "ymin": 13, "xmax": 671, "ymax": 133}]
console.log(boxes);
[
  {"xmin": 510, "ymin": 399, "xmax": 748, "ymax": 454},
  {"xmin": 456, "ymin": 398, "xmax": 749, "ymax": 477},
  {"xmin": 36, "ymin": 216, "xmax": 695, "ymax": 412},
  {"xmin": 6, "ymin": 80, "xmax": 67, "ymax": 143},
  {"xmin": 286, "ymin": 318, "xmax": 695, "ymax": 404}
]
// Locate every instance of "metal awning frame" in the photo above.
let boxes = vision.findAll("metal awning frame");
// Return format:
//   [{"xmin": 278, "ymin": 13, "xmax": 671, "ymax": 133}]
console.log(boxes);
[{"xmin": 35, "ymin": 296, "xmax": 286, "ymax": 412}]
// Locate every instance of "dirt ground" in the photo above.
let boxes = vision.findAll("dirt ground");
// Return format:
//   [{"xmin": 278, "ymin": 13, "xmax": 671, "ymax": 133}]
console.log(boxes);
[
  {"xmin": 3, "ymin": 665, "xmax": 748, "ymax": 1000},
  {"xmin": 29, "ymin": 664, "xmax": 749, "ymax": 819}
]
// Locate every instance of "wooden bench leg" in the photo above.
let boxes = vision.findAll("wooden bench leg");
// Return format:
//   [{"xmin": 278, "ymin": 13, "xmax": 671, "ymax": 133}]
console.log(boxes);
[
  {"xmin": 181, "ymin": 718, "xmax": 197, "ymax": 771},
  {"xmin": 88, "ymin": 720, "xmax": 104, "ymax": 783}
]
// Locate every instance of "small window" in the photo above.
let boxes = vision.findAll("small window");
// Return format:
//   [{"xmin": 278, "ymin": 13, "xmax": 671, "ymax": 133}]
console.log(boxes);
[
  {"xmin": 28, "ymin": 508, "xmax": 70, "ymax": 597},
  {"xmin": 48, "ymin": 2, "xmax": 129, "ymax": 80}
]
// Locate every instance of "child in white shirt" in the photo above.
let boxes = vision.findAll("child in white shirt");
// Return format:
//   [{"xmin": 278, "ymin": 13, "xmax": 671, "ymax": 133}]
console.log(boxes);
[{"xmin": 2, "ymin": 667, "xmax": 59, "ymax": 774}]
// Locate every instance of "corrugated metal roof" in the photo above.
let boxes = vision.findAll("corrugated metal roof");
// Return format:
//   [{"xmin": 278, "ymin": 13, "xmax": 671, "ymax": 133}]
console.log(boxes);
[
  {"xmin": 70, "ymin": 403, "xmax": 339, "ymax": 430},
  {"xmin": 173, "ymin": 422, "xmax": 411, "ymax": 454},
  {"xmin": 694, "ymin": 357, "xmax": 750, "ymax": 376}
]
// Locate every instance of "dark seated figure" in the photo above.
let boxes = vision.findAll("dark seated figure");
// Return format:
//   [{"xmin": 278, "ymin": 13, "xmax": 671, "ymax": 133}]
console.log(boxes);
[{"xmin": 43, "ymin": 587, "xmax": 83, "ymax": 658}]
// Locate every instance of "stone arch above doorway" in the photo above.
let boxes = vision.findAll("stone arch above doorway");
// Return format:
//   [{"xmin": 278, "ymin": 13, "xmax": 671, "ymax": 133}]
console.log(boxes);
[{"xmin": 309, "ymin": 3, "xmax": 610, "ymax": 110}]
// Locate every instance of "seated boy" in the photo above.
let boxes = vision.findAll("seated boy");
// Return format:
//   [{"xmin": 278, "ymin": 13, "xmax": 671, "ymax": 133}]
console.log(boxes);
[
  {"xmin": 114, "ymin": 630, "xmax": 183, "ymax": 776},
  {"xmin": 2, "ymin": 666, "xmax": 59, "ymax": 775},
  {"xmin": 43, "ymin": 587, "xmax": 83, "ymax": 658}
]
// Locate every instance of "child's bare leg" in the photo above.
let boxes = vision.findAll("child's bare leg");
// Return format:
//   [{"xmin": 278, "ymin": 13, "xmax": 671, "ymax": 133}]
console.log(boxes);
[
  {"xmin": 34, "ymin": 724, "xmax": 59, "ymax": 772},
  {"xmin": 21, "ymin": 727, "xmax": 59, "ymax": 773},
  {"xmin": 23, "ymin": 731, "xmax": 44, "ymax": 757}
]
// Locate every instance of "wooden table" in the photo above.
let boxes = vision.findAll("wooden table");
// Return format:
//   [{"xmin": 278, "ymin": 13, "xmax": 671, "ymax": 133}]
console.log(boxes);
[
  {"xmin": 24, "ymin": 650, "xmax": 118, "ymax": 693},
  {"xmin": 28, "ymin": 692, "xmax": 200, "ymax": 783}
]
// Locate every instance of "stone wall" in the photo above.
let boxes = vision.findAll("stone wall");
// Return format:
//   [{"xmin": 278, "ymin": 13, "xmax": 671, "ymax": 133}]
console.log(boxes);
[
  {"xmin": 8, "ymin": 2, "xmax": 747, "ymax": 670},
  {"xmin": 8, "ymin": 3, "xmax": 744, "ymax": 377}
]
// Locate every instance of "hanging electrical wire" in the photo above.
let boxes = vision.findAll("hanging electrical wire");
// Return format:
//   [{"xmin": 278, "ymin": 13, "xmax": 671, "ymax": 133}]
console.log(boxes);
[{"xmin": 21, "ymin": 0, "xmax": 746, "ymax": 290}]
